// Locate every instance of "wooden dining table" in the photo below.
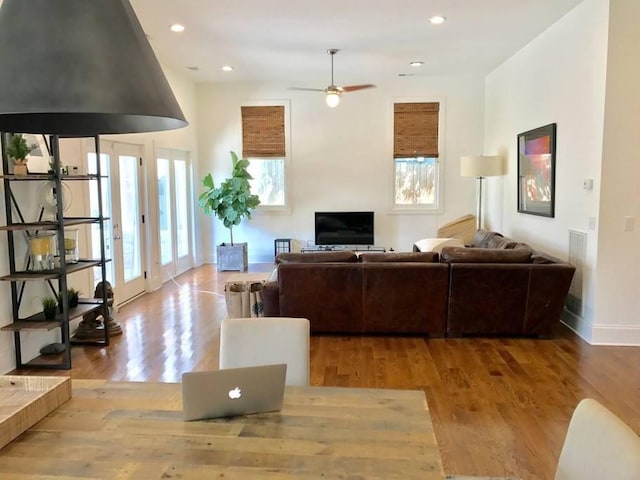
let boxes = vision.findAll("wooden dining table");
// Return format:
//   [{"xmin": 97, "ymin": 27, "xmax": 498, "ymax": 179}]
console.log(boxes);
[{"xmin": 0, "ymin": 379, "xmax": 444, "ymax": 479}]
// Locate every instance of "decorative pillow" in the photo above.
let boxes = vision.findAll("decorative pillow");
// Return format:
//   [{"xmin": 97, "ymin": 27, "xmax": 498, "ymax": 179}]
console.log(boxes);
[
  {"xmin": 488, "ymin": 236, "xmax": 519, "ymax": 249},
  {"xmin": 413, "ymin": 237, "xmax": 466, "ymax": 253},
  {"xmin": 440, "ymin": 247, "xmax": 532, "ymax": 263},
  {"xmin": 531, "ymin": 252, "xmax": 564, "ymax": 264},
  {"xmin": 471, "ymin": 230, "xmax": 503, "ymax": 248},
  {"xmin": 275, "ymin": 251, "xmax": 358, "ymax": 264},
  {"xmin": 359, "ymin": 252, "xmax": 439, "ymax": 263}
]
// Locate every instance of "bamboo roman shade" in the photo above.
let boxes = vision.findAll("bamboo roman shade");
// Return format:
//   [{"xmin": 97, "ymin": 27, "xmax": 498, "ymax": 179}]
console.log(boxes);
[
  {"xmin": 393, "ymin": 102, "xmax": 439, "ymax": 158},
  {"xmin": 241, "ymin": 106, "xmax": 285, "ymax": 158}
]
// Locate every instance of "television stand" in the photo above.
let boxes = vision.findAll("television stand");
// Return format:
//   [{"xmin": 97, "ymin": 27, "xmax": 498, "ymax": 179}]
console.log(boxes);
[{"xmin": 301, "ymin": 245, "xmax": 386, "ymax": 253}]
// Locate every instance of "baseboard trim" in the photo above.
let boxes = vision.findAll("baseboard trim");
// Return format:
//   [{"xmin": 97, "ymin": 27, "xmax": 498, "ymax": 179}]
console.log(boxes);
[
  {"xmin": 561, "ymin": 309, "xmax": 640, "ymax": 345},
  {"xmin": 590, "ymin": 325, "xmax": 640, "ymax": 346},
  {"xmin": 561, "ymin": 309, "xmax": 593, "ymax": 344}
]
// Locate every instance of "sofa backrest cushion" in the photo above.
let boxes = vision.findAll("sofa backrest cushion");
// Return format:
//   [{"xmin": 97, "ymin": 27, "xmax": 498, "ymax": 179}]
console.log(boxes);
[
  {"xmin": 278, "ymin": 263, "xmax": 363, "ymax": 333},
  {"xmin": 359, "ymin": 252, "xmax": 439, "ymax": 263},
  {"xmin": 275, "ymin": 251, "xmax": 358, "ymax": 264},
  {"xmin": 440, "ymin": 247, "xmax": 532, "ymax": 263}
]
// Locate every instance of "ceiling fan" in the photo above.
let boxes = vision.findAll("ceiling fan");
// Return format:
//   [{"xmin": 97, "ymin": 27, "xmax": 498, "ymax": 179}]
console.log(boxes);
[{"xmin": 290, "ymin": 49, "xmax": 375, "ymax": 107}]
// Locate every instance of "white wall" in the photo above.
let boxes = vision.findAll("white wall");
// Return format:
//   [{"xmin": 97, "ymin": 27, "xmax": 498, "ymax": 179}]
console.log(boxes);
[
  {"xmin": 0, "ymin": 66, "xmax": 199, "ymax": 373},
  {"xmin": 593, "ymin": 0, "xmax": 640, "ymax": 344},
  {"xmin": 196, "ymin": 75, "xmax": 486, "ymax": 263},
  {"xmin": 485, "ymin": 0, "xmax": 640, "ymax": 346}
]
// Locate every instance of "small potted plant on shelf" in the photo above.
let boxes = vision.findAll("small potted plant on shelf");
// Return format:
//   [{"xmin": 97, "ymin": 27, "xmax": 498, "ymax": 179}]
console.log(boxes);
[
  {"xmin": 42, "ymin": 296, "xmax": 58, "ymax": 320},
  {"xmin": 58, "ymin": 288, "xmax": 80, "ymax": 312},
  {"xmin": 6, "ymin": 133, "xmax": 32, "ymax": 176},
  {"xmin": 67, "ymin": 288, "xmax": 80, "ymax": 308},
  {"xmin": 198, "ymin": 151, "xmax": 260, "ymax": 271}
]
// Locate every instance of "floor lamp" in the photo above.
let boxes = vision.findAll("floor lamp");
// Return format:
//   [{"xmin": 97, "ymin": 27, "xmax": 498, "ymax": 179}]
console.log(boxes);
[{"xmin": 460, "ymin": 155, "xmax": 505, "ymax": 230}]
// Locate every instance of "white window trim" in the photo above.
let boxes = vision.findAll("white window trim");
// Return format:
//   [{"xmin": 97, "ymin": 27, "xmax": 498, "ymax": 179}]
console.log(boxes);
[
  {"xmin": 388, "ymin": 96, "xmax": 446, "ymax": 215},
  {"xmin": 240, "ymin": 99, "xmax": 292, "ymax": 215}
]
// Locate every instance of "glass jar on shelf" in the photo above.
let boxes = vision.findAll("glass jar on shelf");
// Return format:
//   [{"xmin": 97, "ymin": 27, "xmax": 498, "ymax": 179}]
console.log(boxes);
[
  {"xmin": 62, "ymin": 228, "xmax": 79, "ymax": 264},
  {"xmin": 28, "ymin": 232, "xmax": 55, "ymax": 271}
]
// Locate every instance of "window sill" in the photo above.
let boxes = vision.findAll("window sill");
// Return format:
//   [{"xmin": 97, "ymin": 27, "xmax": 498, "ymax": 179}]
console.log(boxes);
[
  {"xmin": 388, "ymin": 205, "xmax": 441, "ymax": 215},
  {"xmin": 252, "ymin": 205, "xmax": 292, "ymax": 216}
]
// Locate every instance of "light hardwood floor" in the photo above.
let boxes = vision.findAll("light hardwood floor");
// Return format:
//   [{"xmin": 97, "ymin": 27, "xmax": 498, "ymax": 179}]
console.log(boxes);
[{"xmin": 11, "ymin": 264, "xmax": 640, "ymax": 480}]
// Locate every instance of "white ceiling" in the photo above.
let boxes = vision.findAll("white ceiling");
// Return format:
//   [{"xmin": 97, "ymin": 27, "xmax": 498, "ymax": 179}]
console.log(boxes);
[{"xmin": 130, "ymin": 0, "xmax": 584, "ymax": 87}]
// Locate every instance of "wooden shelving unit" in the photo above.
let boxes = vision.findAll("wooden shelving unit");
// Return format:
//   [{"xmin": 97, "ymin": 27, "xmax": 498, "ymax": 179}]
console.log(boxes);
[{"xmin": 0, "ymin": 133, "xmax": 110, "ymax": 369}]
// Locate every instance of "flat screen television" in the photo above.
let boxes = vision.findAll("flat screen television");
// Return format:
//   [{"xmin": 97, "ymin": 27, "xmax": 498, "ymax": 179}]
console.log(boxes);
[{"xmin": 315, "ymin": 211, "xmax": 374, "ymax": 246}]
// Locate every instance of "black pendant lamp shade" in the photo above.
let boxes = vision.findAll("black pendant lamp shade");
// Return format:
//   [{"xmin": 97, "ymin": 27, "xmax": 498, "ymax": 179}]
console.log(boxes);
[{"xmin": 0, "ymin": 0, "xmax": 188, "ymax": 136}]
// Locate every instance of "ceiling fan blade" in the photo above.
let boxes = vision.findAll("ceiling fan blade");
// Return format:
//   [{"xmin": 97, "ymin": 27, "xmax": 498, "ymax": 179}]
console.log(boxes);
[
  {"xmin": 289, "ymin": 87, "xmax": 325, "ymax": 92},
  {"xmin": 341, "ymin": 84, "xmax": 376, "ymax": 93}
]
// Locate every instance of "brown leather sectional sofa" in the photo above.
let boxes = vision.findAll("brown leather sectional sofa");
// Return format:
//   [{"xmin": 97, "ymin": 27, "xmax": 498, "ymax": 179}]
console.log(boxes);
[{"xmin": 262, "ymin": 231, "xmax": 576, "ymax": 337}]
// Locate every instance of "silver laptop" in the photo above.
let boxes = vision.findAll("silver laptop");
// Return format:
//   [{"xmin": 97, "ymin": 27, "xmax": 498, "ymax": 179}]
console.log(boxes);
[{"xmin": 181, "ymin": 364, "xmax": 287, "ymax": 421}]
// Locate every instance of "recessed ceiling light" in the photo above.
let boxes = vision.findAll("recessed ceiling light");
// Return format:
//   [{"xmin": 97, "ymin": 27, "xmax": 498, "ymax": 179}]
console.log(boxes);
[
  {"xmin": 398, "ymin": 73, "xmax": 415, "ymax": 77},
  {"xmin": 429, "ymin": 15, "xmax": 446, "ymax": 25},
  {"xmin": 221, "ymin": 65, "xmax": 233, "ymax": 72},
  {"xmin": 170, "ymin": 24, "xmax": 185, "ymax": 33},
  {"xmin": 187, "ymin": 66, "xmax": 199, "ymax": 71},
  {"xmin": 410, "ymin": 61, "xmax": 424, "ymax": 67}
]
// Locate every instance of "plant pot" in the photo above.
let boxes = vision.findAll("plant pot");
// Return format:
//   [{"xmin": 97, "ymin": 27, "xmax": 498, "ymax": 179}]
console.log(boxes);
[
  {"xmin": 13, "ymin": 164, "xmax": 28, "ymax": 176},
  {"xmin": 217, "ymin": 242, "xmax": 248, "ymax": 272},
  {"xmin": 43, "ymin": 305, "xmax": 57, "ymax": 320},
  {"xmin": 58, "ymin": 296, "xmax": 78, "ymax": 313}
]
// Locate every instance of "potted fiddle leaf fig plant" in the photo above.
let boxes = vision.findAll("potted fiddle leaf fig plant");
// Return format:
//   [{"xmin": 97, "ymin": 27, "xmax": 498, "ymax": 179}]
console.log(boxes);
[
  {"xmin": 6, "ymin": 133, "xmax": 32, "ymax": 176},
  {"xmin": 199, "ymin": 151, "xmax": 260, "ymax": 271}
]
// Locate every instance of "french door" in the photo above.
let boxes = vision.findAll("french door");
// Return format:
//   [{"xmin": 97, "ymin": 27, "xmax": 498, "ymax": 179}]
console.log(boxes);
[
  {"xmin": 88, "ymin": 141, "xmax": 146, "ymax": 305},
  {"xmin": 157, "ymin": 148, "xmax": 192, "ymax": 280}
]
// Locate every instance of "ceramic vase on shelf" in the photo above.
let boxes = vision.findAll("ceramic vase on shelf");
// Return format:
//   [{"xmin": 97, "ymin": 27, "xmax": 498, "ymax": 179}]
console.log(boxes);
[{"xmin": 13, "ymin": 161, "xmax": 28, "ymax": 176}]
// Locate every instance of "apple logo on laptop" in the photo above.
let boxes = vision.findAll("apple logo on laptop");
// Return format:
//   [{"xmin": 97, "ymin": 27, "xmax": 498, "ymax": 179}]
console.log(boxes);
[{"xmin": 228, "ymin": 387, "xmax": 242, "ymax": 399}]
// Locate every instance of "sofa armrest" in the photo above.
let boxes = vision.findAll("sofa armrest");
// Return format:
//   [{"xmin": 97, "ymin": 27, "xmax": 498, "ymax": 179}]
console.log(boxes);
[{"xmin": 262, "ymin": 281, "xmax": 280, "ymax": 316}]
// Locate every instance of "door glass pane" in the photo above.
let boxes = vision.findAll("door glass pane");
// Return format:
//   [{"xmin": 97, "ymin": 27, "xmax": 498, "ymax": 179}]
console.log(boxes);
[
  {"xmin": 119, "ymin": 155, "xmax": 142, "ymax": 282},
  {"xmin": 88, "ymin": 152, "xmax": 114, "ymax": 286},
  {"xmin": 174, "ymin": 159, "xmax": 189, "ymax": 258},
  {"xmin": 157, "ymin": 158, "xmax": 173, "ymax": 265}
]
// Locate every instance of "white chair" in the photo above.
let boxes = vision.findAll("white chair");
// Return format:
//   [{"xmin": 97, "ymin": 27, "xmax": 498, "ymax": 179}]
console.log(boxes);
[
  {"xmin": 445, "ymin": 398, "xmax": 640, "ymax": 480},
  {"xmin": 555, "ymin": 398, "xmax": 640, "ymax": 480},
  {"xmin": 219, "ymin": 317, "xmax": 310, "ymax": 386}
]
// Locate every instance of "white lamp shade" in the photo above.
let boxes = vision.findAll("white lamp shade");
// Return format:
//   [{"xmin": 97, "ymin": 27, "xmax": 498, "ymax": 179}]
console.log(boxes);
[
  {"xmin": 325, "ymin": 92, "xmax": 341, "ymax": 108},
  {"xmin": 460, "ymin": 155, "xmax": 505, "ymax": 177}
]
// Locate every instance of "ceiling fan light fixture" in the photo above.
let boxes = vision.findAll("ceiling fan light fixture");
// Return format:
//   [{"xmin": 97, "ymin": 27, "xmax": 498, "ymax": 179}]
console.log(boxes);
[{"xmin": 326, "ymin": 91, "xmax": 341, "ymax": 108}]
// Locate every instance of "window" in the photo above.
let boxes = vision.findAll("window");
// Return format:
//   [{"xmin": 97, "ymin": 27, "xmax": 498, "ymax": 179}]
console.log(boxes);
[
  {"xmin": 393, "ymin": 102, "xmax": 441, "ymax": 210},
  {"xmin": 395, "ymin": 157, "xmax": 438, "ymax": 205},
  {"xmin": 241, "ymin": 104, "xmax": 289, "ymax": 210},
  {"xmin": 241, "ymin": 105, "xmax": 287, "ymax": 207}
]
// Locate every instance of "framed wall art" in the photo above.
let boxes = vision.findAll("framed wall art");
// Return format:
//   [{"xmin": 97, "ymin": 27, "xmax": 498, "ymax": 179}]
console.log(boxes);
[{"xmin": 517, "ymin": 123, "xmax": 556, "ymax": 217}]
